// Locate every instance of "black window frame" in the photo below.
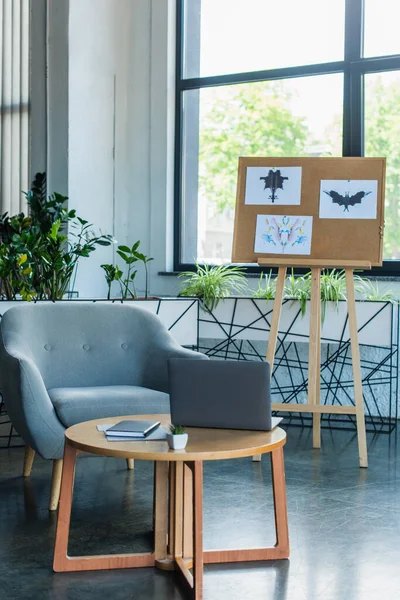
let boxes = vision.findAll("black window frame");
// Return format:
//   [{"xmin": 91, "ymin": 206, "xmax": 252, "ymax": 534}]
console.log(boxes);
[{"xmin": 174, "ymin": 0, "xmax": 400, "ymax": 276}]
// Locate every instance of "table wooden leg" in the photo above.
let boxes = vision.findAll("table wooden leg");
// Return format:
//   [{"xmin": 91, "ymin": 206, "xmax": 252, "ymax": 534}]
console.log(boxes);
[
  {"xmin": 271, "ymin": 447, "xmax": 290, "ymax": 557},
  {"xmin": 175, "ymin": 460, "xmax": 203, "ymax": 599},
  {"xmin": 204, "ymin": 448, "xmax": 290, "ymax": 564},
  {"xmin": 183, "ymin": 462, "xmax": 193, "ymax": 560},
  {"xmin": 156, "ymin": 462, "xmax": 178, "ymax": 572},
  {"xmin": 158, "ymin": 461, "xmax": 194, "ymax": 573},
  {"xmin": 53, "ymin": 444, "xmax": 155, "ymax": 573},
  {"xmin": 154, "ymin": 461, "xmax": 168, "ymax": 561},
  {"xmin": 193, "ymin": 461, "xmax": 204, "ymax": 599},
  {"xmin": 174, "ymin": 462, "xmax": 184, "ymax": 558},
  {"xmin": 53, "ymin": 443, "xmax": 77, "ymax": 572},
  {"xmin": 168, "ymin": 462, "xmax": 176, "ymax": 556}
]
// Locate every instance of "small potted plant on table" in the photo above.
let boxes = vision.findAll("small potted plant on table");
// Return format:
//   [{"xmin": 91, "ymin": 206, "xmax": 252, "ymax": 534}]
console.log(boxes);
[{"xmin": 167, "ymin": 424, "xmax": 188, "ymax": 450}]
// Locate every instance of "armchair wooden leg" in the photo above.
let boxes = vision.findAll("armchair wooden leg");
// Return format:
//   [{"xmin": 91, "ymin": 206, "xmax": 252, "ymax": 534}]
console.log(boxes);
[
  {"xmin": 23, "ymin": 445, "xmax": 36, "ymax": 477},
  {"xmin": 126, "ymin": 459, "xmax": 134, "ymax": 470},
  {"xmin": 49, "ymin": 459, "xmax": 63, "ymax": 511}
]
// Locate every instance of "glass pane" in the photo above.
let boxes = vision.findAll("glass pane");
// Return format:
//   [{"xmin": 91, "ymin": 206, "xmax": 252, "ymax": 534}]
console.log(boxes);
[
  {"xmin": 183, "ymin": 0, "xmax": 345, "ymax": 79},
  {"xmin": 180, "ymin": 74, "xmax": 344, "ymax": 264},
  {"xmin": 365, "ymin": 71, "xmax": 400, "ymax": 259},
  {"xmin": 364, "ymin": 0, "xmax": 400, "ymax": 58}
]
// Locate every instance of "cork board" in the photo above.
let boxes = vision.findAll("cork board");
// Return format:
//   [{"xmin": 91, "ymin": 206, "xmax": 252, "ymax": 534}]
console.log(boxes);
[{"xmin": 232, "ymin": 157, "xmax": 386, "ymax": 266}]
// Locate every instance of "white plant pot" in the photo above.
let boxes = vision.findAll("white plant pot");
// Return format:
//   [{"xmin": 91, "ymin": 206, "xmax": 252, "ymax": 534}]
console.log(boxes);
[
  {"xmin": 198, "ymin": 297, "xmax": 394, "ymax": 347},
  {"xmin": 166, "ymin": 433, "xmax": 188, "ymax": 450}
]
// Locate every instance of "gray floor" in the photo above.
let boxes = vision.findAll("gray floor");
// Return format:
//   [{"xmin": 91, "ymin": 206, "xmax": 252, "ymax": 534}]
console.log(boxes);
[{"xmin": 0, "ymin": 426, "xmax": 399, "ymax": 600}]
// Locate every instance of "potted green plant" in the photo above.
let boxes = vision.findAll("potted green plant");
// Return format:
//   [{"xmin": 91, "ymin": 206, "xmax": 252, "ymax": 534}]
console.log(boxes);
[
  {"xmin": 100, "ymin": 264, "xmax": 123, "ymax": 300},
  {"xmin": 101, "ymin": 241, "xmax": 155, "ymax": 300},
  {"xmin": 252, "ymin": 270, "xmax": 276, "ymax": 299},
  {"xmin": 178, "ymin": 263, "xmax": 247, "ymax": 311},
  {"xmin": 134, "ymin": 249, "xmax": 154, "ymax": 299},
  {"xmin": 116, "ymin": 243, "xmax": 140, "ymax": 299},
  {"xmin": 166, "ymin": 424, "xmax": 188, "ymax": 450},
  {"xmin": 0, "ymin": 173, "xmax": 113, "ymax": 301},
  {"xmin": 284, "ymin": 269, "xmax": 312, "ymax": 316},
  {"xmin": 354, "ymin": 277, "xmax": 395, "ymax": 302}
]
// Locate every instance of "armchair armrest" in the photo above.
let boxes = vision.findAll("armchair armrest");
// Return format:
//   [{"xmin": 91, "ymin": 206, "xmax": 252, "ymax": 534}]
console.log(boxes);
[
  {"xmin": 141, "ymin": 326, "xmax": 208, "ymax": 393},
  {"xmin": 0, "ymin": 331, "xmax": 66, "ymax": 459}
]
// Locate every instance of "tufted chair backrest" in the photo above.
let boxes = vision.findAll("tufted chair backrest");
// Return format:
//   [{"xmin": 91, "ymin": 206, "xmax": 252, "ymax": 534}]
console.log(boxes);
[{"xmin": 0, "ymin": 303, "xmax": 171, "ymax": 389}]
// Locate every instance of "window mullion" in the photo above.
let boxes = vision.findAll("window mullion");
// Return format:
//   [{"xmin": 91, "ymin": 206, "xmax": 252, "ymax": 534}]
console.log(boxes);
[
  {"xmin": 343, "ymin": 0, "xmax": 364, "ymax": 156},
  {"xmin": 174, "ymin": 0, "xmax": 184, "ymax": 270}
]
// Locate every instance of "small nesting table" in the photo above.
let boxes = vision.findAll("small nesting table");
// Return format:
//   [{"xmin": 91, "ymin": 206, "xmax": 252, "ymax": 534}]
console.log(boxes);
[{"xmin": 53, "ymin": 415, "xmax": 289, "ymax": 600}]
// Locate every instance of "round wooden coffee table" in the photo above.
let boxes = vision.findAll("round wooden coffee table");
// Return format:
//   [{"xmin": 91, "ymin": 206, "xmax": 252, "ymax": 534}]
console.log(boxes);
[{"xmin": 53, "ymin": 414, "xmax": 289, "ymax": 600}]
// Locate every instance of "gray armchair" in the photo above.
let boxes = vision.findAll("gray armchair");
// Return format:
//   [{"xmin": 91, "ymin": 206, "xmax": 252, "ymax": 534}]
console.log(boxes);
[{"xmin": 0, "ymin": 302, "xmax": 207, "ymax": 509}]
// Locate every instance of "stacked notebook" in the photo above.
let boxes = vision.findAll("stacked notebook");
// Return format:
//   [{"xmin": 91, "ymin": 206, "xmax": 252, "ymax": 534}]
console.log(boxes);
[{"xmin": 98, "ymin": 420, "xmax": 167, "ymax": 441}]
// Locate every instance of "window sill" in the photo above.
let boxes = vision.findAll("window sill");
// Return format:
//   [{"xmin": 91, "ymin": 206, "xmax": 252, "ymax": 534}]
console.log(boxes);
[{"xmin": 158, "ymin": 271, "xmax": 400, "ymax": 281}]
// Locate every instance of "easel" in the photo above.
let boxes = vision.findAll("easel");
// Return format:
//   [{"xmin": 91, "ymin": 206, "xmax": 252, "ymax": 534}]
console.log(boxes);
[{"xmin": 254, "ymin": 258, "xmax": 370, "ymax": 469}]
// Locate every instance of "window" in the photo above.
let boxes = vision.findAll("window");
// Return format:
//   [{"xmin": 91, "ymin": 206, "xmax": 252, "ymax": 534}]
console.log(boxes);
[
  {"xmin": 175, "ymin": 0, "xmax": 400, "ymax": 274},
  {"xmin": 364, "ymin": 0, "xmax": 400, "ymax": 58},
  {"xmin": 365, "ymin": 71, "xmax": 400, "ymax": 260},
  {"xmin": 183, "ymin": 0, "xmax": 345, "ymax": 78}
]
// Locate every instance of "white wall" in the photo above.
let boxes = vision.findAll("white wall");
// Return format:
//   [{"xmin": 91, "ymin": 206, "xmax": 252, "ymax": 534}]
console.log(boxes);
[
  {"xmin": 69, "ymin": 0, "xmax": 125, "ymax": 298},
  {"xmin": 68, "ymin": 0, "xmax": 177, "ymax": 298},
  {"xmin": 47, "ymin": 0, "xmax": 69, "ymax": 197}
]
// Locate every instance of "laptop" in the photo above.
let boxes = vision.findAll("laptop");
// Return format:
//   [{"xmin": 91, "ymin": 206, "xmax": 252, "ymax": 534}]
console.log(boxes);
[{"xmin": 168, "ymin": 359, "xmax": 282, "ymax": 431}]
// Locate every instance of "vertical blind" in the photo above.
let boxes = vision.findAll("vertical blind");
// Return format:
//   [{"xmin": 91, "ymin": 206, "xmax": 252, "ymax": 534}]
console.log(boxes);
[{"xmin": 0, "ymin": 0, "xmax": 30, "ymax": 215}]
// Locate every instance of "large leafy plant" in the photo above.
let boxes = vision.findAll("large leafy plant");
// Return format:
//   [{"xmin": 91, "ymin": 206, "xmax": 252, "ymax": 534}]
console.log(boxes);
[{"xmin": 0, "ymin": 173, "xmax": 113, "ymax": 301}]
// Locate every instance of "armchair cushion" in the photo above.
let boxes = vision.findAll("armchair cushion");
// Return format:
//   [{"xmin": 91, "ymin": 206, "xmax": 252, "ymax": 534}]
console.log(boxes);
[{"xmin": 48, "ymin": 385, "xmax": 170, "ymax": 428}]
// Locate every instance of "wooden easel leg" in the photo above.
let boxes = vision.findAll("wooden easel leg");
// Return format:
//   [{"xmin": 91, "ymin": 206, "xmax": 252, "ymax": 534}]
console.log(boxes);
[
  {"xmin": 266, "ymin": 266, "xmax": 287, "ymax": 372},
  {"xmin": 313, "ymin": 317, "xmax": 321, "ymax": 449},
  {"xmin": 308, "ymin": 268, "xmax": 321, "ymax": 449},
  {"xmin": 253, "ymin": 266, "xmax": 287, "ymax": 463},
  {"xmin": 345, "ymin": 269, "xmax": 368, "ymax": 468}
]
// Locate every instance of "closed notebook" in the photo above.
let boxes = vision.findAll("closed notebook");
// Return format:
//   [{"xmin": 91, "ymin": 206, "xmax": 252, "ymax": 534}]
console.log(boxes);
[
  {"xmin": 105, "ymin": 427, "xmax": 167, "ymax": 442},
  {"xmin": 105, "ymin": 420, "xmax": 160, "ymax": 438}
]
